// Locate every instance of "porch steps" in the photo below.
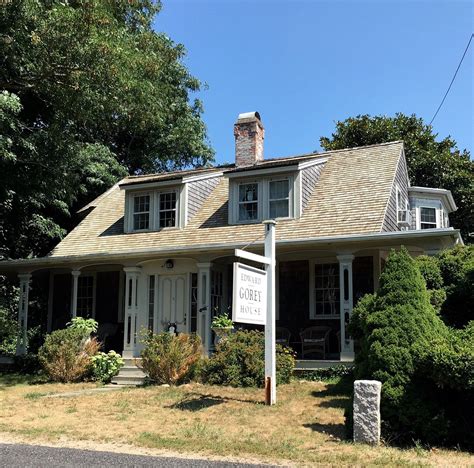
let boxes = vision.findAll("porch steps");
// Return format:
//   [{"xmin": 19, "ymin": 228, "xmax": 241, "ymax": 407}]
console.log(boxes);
[{"xmin": 111, "ymin": 358, "xmax": 146, "ymax": 386}]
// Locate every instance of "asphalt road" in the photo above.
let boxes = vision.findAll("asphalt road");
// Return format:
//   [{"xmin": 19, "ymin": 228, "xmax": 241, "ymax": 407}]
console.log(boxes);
[{"xmin": 0, "ymin": 443, "xmax": 279, "ymax": 467}]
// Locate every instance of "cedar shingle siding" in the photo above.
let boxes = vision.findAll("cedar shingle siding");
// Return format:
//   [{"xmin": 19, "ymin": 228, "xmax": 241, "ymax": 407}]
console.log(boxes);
[
  {"xmin": 301, "ymin": 163, "xmax": 325, "ymax": 211},
  {"xmin": 187, "ymin": 176, "xmax": 221, "ymax": 223},
  {"xmin": 382, "ymin": 151, "xmax": 409, "ymax": 232}
]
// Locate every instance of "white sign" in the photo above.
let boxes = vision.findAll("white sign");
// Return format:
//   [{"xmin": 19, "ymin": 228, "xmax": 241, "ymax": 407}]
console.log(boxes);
[{"xmin": 232, "ymin": 262, "xmax": 267, "ymax": 325}]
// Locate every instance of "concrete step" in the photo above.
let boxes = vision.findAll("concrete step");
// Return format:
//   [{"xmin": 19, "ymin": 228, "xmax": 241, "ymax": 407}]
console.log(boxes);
[
  {"xmin": 110, "ymin": 374, "xmax": 146, "ymax": 386},
  {"xmin": 118, "ymin": 368, "xmax": 146, "ymax": 378}
]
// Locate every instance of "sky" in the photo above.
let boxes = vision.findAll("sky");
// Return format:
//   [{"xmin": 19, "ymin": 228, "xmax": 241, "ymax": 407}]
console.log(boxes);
[{"xmin": 154, "ymin": 0, "xmax": 473, "ymax": 165}]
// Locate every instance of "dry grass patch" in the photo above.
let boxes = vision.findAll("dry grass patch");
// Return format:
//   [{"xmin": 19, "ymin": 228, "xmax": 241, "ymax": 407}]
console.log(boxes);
[{"xmin": 0, "ymin": 374, "xmax": 472, "ymax": 466}]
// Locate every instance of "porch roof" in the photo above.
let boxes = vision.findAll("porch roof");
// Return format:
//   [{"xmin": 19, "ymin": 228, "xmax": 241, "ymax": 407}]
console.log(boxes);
[{"xmin": 0, "ymin": 228, "xmax": 462, "ymax": 274}]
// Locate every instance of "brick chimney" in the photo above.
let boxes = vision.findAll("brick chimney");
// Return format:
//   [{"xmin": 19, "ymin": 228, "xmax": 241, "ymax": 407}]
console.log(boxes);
[{"xmin": 234, "ymin": 111, "xmax": 264, "ymax": 167}]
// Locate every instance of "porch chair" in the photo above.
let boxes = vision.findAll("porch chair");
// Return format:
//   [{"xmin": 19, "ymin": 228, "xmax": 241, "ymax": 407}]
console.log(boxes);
[
  {"xmin": 300, "ymin": 326, "xmax": 332, "ymax": 359},
  {"xmin": 276, "ymin": 327, "xmax": 291, "ymax": 346},
  {"xmin": 97, "ymin": 322, "xmax": 119, "ymax": 349}
]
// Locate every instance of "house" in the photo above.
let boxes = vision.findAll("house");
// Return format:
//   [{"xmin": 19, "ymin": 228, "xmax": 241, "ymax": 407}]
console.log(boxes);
[{"xmin": 0, "ymin": 111, "xmax": 462, "ymax": 366}]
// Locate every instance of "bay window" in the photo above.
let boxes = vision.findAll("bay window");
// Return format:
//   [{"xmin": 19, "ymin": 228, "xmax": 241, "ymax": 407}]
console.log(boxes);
[{"xmin": 420, "ymin": 207, "xmax": 437, "ymax": 229}]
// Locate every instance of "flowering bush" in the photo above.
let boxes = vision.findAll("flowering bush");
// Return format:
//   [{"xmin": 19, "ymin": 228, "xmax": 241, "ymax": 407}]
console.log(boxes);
[{"xmin": 90, "ymin": 350, "xmax": 123, "ymax": 383}]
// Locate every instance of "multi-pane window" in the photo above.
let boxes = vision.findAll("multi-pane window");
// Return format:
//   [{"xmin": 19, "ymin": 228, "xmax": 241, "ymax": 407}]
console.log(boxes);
[
  {"xmin": 314, "ymin": 263, "xmax": 340, "ymax": 317},
  {"xmin": 420, "ymin": 207, "xmax": 436, "ymax": 229},
  {"xmin": 211, "ymin": 270, "xmax": 224, "ymax": 316},
  {"xmin": 77, "ymin": 275, "xmax": 94, "ymax": 317},
  {"xmin": 133, "ymin": 195, "xmax": 150, "ymax": 230},
  {"xmin": 159, "ymin": 192, "xmax": 177, "ymax": 228},
  {"xmin": 148, "ymin": 275, "xmax": 155, "ymax": 332},
  {"xmin": 269, "ymin": 179, "xmax": 290, "ymax": 218},
  {"xmin": 238, "ymin": 183, "xmax": 259, "ymax": 221}
]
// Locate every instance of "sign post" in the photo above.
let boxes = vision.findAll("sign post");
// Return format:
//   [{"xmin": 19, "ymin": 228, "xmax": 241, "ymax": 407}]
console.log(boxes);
[
  {"xmin": 263, "ymin": 220, "xmax": 276, "ymax": 405},
  {"xmin": 233, "ymin": 220, "xmax": 276, "ymax": 405}
]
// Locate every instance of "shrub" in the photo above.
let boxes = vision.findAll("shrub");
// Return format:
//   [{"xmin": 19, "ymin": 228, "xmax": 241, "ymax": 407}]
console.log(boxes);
[
  {"xmin": 0, "ymin": 305, "xmax": 18, "ymax": 356},
  {"xmin": 203, "ymin": 330, "xmax": 295, "ymax": 387},
  {"xmin": 38, "ymin": 328, "xmax": 100, "ymax": 383},
  {"xmin": 298, "ymin": 365, "xmax": 354, "ymax": 382},
  {"xmin": 415, "ymin": 255, "xmax": 443, "ymax": 290},
  {"xmin": 67, "ymin": 317, "xmax": 98, "ymax": 336},
  {"xmin": 350, "ymin": 247, "xmax": 473, "ymax": 449},
  {"xmin": 140, "ymin": 332, "xmax": 203, "ymax": 385},
  {"xmin": 90, "ymin": 350, "xmax": 124, "ymax": 383}
]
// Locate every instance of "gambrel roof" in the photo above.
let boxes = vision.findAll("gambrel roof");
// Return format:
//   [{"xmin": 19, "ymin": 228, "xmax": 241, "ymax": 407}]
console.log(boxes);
[{"xmin": 47, "ymin": 141, "xmax": 405, "ymax": 259}]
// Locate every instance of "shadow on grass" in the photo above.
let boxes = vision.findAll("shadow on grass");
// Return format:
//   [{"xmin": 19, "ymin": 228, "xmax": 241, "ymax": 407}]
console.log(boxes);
[
  {"xmin": 168, "ymin": 395, "xmax": 225, "ymax": 412},
  {"xmin": 312, "ymin": 374, "xmax": 354, "ymax": 399},
  {"xmin": 167, "ymin": 391, "xmax": 263, "ymax": 411},
  {"xmin": 0, "ymin": 373, "xmax": 47, "ymax": 388},
  {"xmin": 303, "ymin": 421, "xmax": 346, "ymax": 440}
]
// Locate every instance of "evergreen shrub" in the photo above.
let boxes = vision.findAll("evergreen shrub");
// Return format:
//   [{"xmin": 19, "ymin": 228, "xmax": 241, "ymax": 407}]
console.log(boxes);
[
  {"xmin": 350, "ymin": 247, "xmax": 473, "ymax": 449},
  {"xmin": 203, "ymin": 330, "xmax": 295, "ymax": 387}
]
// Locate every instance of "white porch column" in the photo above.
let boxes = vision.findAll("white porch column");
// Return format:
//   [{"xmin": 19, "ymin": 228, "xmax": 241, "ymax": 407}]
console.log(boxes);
[
  {"xmin": 16, "ymin": 273, "xmax": 32, "ymax": 356},
  {"xmin": 123, "ymin": 266, "xmax": 141, "ymax": 358},
  {"xmin": 71, "ymin": 270, "xmax": 81, "ymax": 318},
  {"xmin": 197, "ymin": 262, "xmax": 213, "ymax": 355},
  {"xmin": 337, "ymin": 254, "xmax": 355, "ymax": 361}
]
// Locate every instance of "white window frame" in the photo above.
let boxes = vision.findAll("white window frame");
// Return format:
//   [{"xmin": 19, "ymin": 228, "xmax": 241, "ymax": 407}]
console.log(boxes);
[
  {"xmin": 237, "ymin": 181, "xmax": 261, "ymax": 223},
  {"xmin": 231, "ymin": 175, "xmax": 295, "ymax": 224},
  {"xmin": 126, "ymin": 187, "xmax": 182, "ymax": 233},
  {"xmin": 132, "ymin": 192, "xmax": 152, "ymax": 232},
  {"xmin": 157, "ymin": 190, "xmax": 179, "ymax": 229},
  {"xmin": 419, "ymin": 206, "xmax": 437, "ymax": 230}
]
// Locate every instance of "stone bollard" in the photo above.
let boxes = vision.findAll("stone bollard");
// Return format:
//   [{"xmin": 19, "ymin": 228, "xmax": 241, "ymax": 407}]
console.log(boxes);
[{"xmin": 353, "ymin": 380, "xmax": 382, "ymax": 445}]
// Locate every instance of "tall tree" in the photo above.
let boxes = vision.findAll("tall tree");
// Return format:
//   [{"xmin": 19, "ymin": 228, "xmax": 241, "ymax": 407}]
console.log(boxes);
[
  {"xmin": 0, "ymin": 0, "xmax": 213, "ymax": 259},
  {"xmin": 320, "ymin": 114, "xmax": 473, "ymax": 243}
]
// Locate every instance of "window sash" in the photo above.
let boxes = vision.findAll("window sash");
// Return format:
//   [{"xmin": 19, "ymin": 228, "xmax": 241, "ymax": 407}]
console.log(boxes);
[
  {"xmin": 269, "ymin": 179, "xmax": 290, "ymax": 218},
  {"xmin": 314, "ymin": 263, "xmax": 340, "ymax": 317},
  {"xmin": 158, "ymin": 192, "xmax": 177, "ymax": 228},
  {"xmin": 133, "ymin": 194, "xmax": 150, "ymax": 230},
  {"xmin": 238, "ymin": 183, "xmax": 259, "ymax": 221},
  {"xmin": 420, "ymin": 207, "xmax": 436, "ymax": 229},
  {"xmin": 77, "ymin": 275, "xmax": 94, "ymax": 317}
]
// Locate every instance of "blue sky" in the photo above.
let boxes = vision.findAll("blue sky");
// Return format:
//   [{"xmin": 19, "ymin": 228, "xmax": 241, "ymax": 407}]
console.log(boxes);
[{"xmin": 155, "ymin": 1, "xmax": 473, "ymax": 165}]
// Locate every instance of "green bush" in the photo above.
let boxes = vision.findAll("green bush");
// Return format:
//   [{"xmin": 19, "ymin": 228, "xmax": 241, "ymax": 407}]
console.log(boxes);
[
  {"xmin": 350, "ymin": 247, "xmax": 473, "ymax": 449},
  {"xmin": 438, "ymin": 246, "xmax": 474, "ymax": 328},
  {"xmin": 298, "ymin": 365, "xmax": 354, "ymax": 382},
  {"xmin": 203, "ymin": 330, "xmax": 295, "ymax": 387},
  {"xmin": 67, "ymin": 317, "xmax": 98, "ymax": 336},
  {"xmin": 0, "ymin": 306, "xmax": 18, "ymax": 356},
  {"xmin": 38, "ymin": 328, "xmax": 100, "ymax": 383},
  {"xmin": 140, "ymin": 332, "xmax": 203, "ymax": 385},
  {"xmin": 90, "ymin": 350, "xmax": 123, "ymax": 383},
  {"xmin": 415, "ymin": 255, "xmax": 443, "ymax": 290}
]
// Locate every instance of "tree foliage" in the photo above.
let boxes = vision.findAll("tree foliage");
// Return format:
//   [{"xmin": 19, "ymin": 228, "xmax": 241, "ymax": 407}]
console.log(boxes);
[
  {"xmin": 0, "ymin": 0, "xmax": 213, "ymax": 259},
  {"xmin": 320, "ymin": 114, "xmax": 473, "ymax": 242}
]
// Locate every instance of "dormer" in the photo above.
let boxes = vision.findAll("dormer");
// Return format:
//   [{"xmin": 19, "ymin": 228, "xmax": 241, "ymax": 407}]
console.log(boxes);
[
  {"xmin": 408, "ymin": 186, "xmax": 457, "ymax": 230},
  {"xmin": 226, "ymin": 111, "xmax": 326, "ymax": 224},
  {"xmin": 120, "ymin": 169, "xmax": 222, "ymax": 233}
]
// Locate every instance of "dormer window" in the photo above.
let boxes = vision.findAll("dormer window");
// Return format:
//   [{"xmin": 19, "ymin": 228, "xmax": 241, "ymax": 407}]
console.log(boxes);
[
  {"xmin": 159, "ymin": 192, "xmax": 177, "ymax": 228},
  {"xmin": 239, "ymin": 183, "xmax": 259, "ymax": 221},
  {"xmin": 133, "ymin": 194, "xmax": 151, "ymax": 231},
  {"xmin": 269, "ymin": 179, "xmax": 290, "ymax": 218},
  {"xmin": 230, "ymin": 175, "xmax": 295, "ymax": 224},
  {"xmin": 420, "ymin": 207, "xmax": 436, "ymax": 229},
  {"xmin": 125, "ymin": 188, "xmax": 182, "ymax": 233}
]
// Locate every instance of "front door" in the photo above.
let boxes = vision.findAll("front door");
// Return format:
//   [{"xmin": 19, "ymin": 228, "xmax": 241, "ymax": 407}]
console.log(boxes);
[{"xmin": 158, "ymin": 275, "xmax": 188, "ymax": 333}]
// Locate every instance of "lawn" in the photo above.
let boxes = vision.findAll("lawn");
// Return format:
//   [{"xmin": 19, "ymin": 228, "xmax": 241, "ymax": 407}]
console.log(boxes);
[{"xmin": 0, "ymin": 374, "xmax": 472, "ymax": 466}]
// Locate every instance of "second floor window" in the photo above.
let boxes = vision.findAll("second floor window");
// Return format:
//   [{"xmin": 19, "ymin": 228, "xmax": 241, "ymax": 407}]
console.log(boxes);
[
  {"xmin": 239, "ymin": 183, "xmax": 259, "ymax": 221},
  {"xmin": 420, "ymin": 207, "xmax": 436, "ymax": 229},
  {"xmin": 133, "ymin": 195, "xmax": 150, "ymax": 230},
  {"xmin": 159, "ymin": 192, "xmax": 177, "ymax": 228},
  {"xmin": 269, "ymin": 179, "xmax": 289, "ymax": 218}
]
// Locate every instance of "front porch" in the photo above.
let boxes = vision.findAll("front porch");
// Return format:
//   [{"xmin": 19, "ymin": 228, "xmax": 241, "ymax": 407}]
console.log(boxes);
[{"xmin": 10, "ymin": 242, "xmax": 432, "ymax": 365}]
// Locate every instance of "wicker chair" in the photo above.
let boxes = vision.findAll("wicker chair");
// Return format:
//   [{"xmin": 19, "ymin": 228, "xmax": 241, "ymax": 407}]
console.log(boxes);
[
  {"xmin": 300, "ymin": 326, "xmax": 332, "ymax": 359},
  {"xmin": 276, "ymin": 327, "xmax": 291, "ymax": 346}
]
